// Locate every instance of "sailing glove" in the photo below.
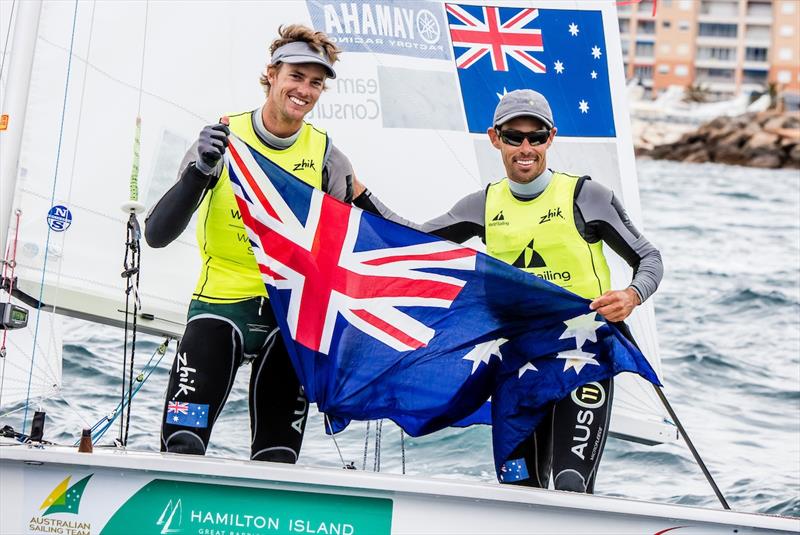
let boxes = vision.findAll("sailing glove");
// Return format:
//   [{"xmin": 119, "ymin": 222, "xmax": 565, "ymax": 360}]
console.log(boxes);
[{"xmin": 195, "ymin": 123, "xmax": 230, "ymax": 175}]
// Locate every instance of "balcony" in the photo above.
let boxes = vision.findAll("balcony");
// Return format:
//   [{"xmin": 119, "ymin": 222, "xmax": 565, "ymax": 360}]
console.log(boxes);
[
  {"xmin": 695, "ymin": 58, "xmax": 738, "ymax": 69},
  {"xmin": 745, "ymin": 2, "xmax": 773, "ymax": 23}
]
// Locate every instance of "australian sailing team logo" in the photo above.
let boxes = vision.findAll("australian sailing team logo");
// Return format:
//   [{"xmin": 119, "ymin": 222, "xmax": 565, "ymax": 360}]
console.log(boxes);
[{"xmin": 29, "ymin": 474, "xmax": 93, "ymax": 534}]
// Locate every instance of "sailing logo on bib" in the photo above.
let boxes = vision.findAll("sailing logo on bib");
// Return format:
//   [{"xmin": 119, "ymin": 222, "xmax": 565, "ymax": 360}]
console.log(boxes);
[{"xmin": 46, "ymin": 205, "xmax": 72, "ymax": 232}]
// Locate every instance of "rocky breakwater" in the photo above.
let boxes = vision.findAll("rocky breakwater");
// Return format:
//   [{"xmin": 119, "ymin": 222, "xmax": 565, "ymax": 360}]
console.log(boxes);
[{"xmin": 643, "ymin": 111, "xmax": 800, "ymax": 169}]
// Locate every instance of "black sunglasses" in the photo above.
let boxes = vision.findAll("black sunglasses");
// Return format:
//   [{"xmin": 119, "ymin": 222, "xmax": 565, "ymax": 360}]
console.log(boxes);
[{"xmin": 496, "ymin": 128, "xmax": 551, "ymax": 147}]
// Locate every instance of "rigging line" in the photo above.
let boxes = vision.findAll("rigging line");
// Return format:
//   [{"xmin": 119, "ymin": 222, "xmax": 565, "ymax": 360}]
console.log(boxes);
[
  {"xmin": 90, "ymin": 338, "xmax": 170, "ymax": 444},
  {"xmin": 373, "ymin": 419, "xmax": 383, "ymax": 472},
  {"xmin": 135, "ymin": 0, "xmax": 149, "ymax": 116},
  {"xmin": 122, "ymin": 224, "xmax": 141, "ymax": 446},
  {"xmin": 21, "ymin": 0, "xmax": 80, "ymax": 437},
  {"xmin": 362, "ymin": 420, "xmax": 370, "ymax": 471},
  {"xmin": 400, "ymin": 428, "xmax": 406, "ymax": 475},
  {"xmin": 36, "ymin": 35, "xmax": 209, "ymax": 123},
  {"xmin": 118, "ymin": 225, "xmax": 131, "ymax": 444},
  {"xmin": 0, "ymin": 0, "xmax": 16, "ymax": 84},
  {"xmin": 323, "ymin": 414, "xmax": 348, "ymax": 469},
  {"xmin": 0, "ymin": 211, "xmax": 21, "ymax": 405},
  {"xmin": 54, "ymin": 391, "xmax": 92, "ymax": 428},
  {"xmin": 50, "ymin": 0, "xmax": 98, "ymax": 325},
  {"xmin": 652, "ymin": 384, "xmax": 730, "ymax": 510}
]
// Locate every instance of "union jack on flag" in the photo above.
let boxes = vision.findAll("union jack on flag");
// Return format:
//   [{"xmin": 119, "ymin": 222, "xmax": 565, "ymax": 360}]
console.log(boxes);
[
  {"xmin": 224, "ymin": 134, "xmax": 658, "ymax": 480},
  {"xmin": 167, "ymin": 401, "xmax": 189, "ymax": 414},
  {"xmin": 226, "ymin": 136, "xmax": 476, "ymax": 355},
  {"xmin": 446, "ymin": 4, "xmax": 545, "ymax": 73}
]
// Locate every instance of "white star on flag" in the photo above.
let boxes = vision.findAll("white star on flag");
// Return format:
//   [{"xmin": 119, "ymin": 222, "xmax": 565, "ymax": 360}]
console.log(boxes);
[
  {"xmin": 568, "ymin": 23, "xmax": 579, "ymax": 37},
  {"xmin": 554, "ymin": 60, "xmax": 565, "ymax": 74},
  {"xmin": 463, "ymin": 338, "xmax": 508, "ymax": 374},
  {"xmin": 579, "ymin": 100, "xmax": 590, "ymax": 113},
  {"xmin": 496, "ymin": 87, "xmax": 509, "ymax": 101},
  {"xmin": 518, "ymin": 361, "xmax": 538, "ymax": 378},
  {"xmin": 557, "ymin": 348, "xmax": 600, "ymax": 374},
  {"xmin": 591, "ymin": 45, "xmax": 602, "ymax": 59},
  {"xmin": 591, "ymin": 70, "xmax": 598, "ymax": 79},
  {"xmin": 559, "ymin": 311, "xmax": 605, "ymax": 348}
]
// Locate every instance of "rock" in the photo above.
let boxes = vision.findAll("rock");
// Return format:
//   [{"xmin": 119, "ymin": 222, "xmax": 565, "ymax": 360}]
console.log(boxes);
[
  {"xmin": 744, "ymin": 131, "xmax": 780, "ymax": 152},
  {"xmin": 749, "ymin": 153, "xmax": 783, "ymax": 168},
  {"xmin": 684, "ymin": 149, "xmax": 711, "ymax": 163}
]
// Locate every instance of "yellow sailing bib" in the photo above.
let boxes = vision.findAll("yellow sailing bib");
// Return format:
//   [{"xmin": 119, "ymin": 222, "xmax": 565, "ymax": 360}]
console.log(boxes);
[
  {"xmin": 485, "ymin": 173, "xmax": 611, "ymax": 299},
  {"xmin": 193, "ymin": 111, "xmax": 327, "ymax": 303}
]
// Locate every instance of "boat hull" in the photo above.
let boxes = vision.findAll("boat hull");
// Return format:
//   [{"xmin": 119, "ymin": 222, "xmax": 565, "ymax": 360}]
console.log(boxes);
[{"xmin": 1, "ymin": 444, "xmax": 797, "ymax": 534}]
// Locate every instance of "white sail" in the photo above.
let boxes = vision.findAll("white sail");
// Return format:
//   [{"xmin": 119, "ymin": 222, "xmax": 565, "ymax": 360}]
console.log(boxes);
[{"xmin": 1, "ymin": 0, "xmax": 674, "ymax": 441}]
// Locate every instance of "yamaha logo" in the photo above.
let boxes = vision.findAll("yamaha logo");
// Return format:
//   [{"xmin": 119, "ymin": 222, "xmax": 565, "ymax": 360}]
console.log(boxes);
[{"xmin": 571, "ymin": 381, "xmax": 605, "ymax": 409}]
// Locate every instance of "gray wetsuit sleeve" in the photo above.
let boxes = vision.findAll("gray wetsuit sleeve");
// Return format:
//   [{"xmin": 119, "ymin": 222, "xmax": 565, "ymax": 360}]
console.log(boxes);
[
  {"xmin": 144, "ymin": 142, "xmax": 221, "ymax": 248},
  {"xmin": 323, "ymin": 141, "xmax": 422, "ymax": 230},
  {"xmin": 420, "ymin": 190, "xmax": 486, "ymax": 243},
  {"xmin": 574, "ymin": 178, "xmax": 663, "ymax": 302}
]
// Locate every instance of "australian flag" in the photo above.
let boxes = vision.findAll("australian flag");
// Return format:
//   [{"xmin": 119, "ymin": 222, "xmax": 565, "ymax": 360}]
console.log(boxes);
[
  {"xmin": 226, "ymin": 135, "xmax": 658, "ymax": 476},
  {"xmin": 446, "ymin": 3, "xmax": 615, "ymax": 137},
  {"xmin": 165, "ymin": 401, "xmax": 209, "ymax": 428}
]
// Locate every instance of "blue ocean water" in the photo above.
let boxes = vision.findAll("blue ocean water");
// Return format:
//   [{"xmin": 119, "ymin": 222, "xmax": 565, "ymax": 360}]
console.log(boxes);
[{"xmin": 10, "ymin": 159, "xmax": 800, "ymax": 518}]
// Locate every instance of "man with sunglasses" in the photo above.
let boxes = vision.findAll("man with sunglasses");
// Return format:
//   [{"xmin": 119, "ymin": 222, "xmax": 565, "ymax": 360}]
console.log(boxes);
[{"xmin": 422, "ymin": 89, "xmax": 662, "ymax": 493}]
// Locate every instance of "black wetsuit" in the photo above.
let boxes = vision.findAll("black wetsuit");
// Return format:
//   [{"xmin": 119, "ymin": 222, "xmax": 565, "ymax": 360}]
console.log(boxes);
[
  {"xmin": 146, "ymin": 108, "xmax": 414, "ymax": 462},
  {"xmin": 421, "ymin": 173, "xmax": 662, "ymax": 491}
]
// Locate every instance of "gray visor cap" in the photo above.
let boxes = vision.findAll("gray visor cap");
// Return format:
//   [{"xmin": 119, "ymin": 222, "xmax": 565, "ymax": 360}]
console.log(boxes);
[
  {"xmin": 270, "ymin": 41, "xmax": 336, "ymax": 79},
  {"xmin": 493, "ymin": 89, "xmax": 554, "ymax": 129}
]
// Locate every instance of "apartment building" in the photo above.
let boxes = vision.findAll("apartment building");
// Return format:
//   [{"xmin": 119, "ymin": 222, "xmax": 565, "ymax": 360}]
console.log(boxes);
[{"xmin": 618, "ymin": 0, "xmax": 800, "ymax": 99}]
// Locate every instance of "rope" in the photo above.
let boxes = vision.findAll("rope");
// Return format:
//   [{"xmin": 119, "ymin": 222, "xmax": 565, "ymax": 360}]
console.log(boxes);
[
  {"xmin": 91, "ymin": 339, "xmax": 170, "ymax": 445},
  {"xmin": 0, "ymin": 0, "xmax": 16, "ymax": 83},
  {"xmin": 362, "ymin": 420, "xmax": 370, "ymax": 470},
  {"xmin": 21, "ymin": 0, "xmax": 80, "ymax": 436},
  {"xmin": 121, "ymin": 215, "xmax": 142, "ymax": 446},
  {"xmin": 373, "ymin": 419, "xmax": 383, "ymax": 472},
  {"xmin": 400, "ymin": 428, "xmax": 406, "ymax": 475}
]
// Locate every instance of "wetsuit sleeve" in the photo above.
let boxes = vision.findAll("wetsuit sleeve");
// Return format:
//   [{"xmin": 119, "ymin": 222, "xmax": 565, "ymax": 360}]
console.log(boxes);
[
  {"xmin": 574, "ymin": 178, "xmax": 663, "ymax": 302},
  {"xmin": 420, "ymin": 189, "xmax": 486, "ymax": 244},
  {"xmin": 144, "ymin": 142, "xmax": 220, "ymax": 248},
  {"xmin": 323, "ymin": 142, "xmax": 422, "ymax": 230}
]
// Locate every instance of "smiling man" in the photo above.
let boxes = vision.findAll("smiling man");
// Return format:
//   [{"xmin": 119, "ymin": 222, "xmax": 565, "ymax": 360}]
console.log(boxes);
[
  {"xmin": 422, "ymin": 89, "xmax": 663, "ymax": 493},
  {"xmin": 145, "ymin": 25, "xmax": 413, "ymax": 464}
]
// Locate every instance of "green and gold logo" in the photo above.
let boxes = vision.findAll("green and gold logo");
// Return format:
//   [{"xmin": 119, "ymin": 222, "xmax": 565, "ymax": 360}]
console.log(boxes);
[{"xmin": 40, "ymin": 475, "xmax": 93, "ymax": 516}]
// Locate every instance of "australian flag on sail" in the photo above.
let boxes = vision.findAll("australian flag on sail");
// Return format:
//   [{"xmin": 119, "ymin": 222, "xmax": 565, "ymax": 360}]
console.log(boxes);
[
  {"xmin": 446, "ymin": 3, "xmax": 615, "ymax": 137},
  {"xmin": 225, "ymin": 135, "xmax": 658, "ymax": 476}
]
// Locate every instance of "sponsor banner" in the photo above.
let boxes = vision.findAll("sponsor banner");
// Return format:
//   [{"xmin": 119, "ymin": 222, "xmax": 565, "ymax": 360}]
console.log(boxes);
[
  {"xmin": 20, "ymin": 467, "xmax": 392, "ymax": 535},
  {"xmin": 308, "ymin": 0, "xmax": 451, "ymax": 60},
  {"xmin": 103, "ymin": 479, "xmax": 392, "ymax": 535}
]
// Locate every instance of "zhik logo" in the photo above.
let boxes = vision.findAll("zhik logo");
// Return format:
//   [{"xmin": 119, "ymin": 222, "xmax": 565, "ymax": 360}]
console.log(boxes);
[
  {"xmin": 539, "ymin": 207, "xmax": 564, "ymax": 224},
  {"xmin": 293, "ymin": 159, "xmax": 316, "ymax": 172}
]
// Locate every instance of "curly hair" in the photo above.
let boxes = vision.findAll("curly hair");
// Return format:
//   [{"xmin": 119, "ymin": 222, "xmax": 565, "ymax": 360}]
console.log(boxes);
[{"xmin": 259, "ymin": 24, "xmax": 340, "ymax": 94}]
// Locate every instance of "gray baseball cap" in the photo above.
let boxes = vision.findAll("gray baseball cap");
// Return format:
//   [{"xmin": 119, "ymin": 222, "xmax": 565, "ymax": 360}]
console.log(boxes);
[
  {"xmin": 270, "ymin": 41, "xmax": 337, "ymax": 79},
  {"xmin": 493, "ymin": 89, "xmax": 554, "ymax": 129}
]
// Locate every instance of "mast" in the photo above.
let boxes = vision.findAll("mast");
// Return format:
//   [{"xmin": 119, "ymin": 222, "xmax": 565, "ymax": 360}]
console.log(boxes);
[{"xmin": 0, "ymin": 0, "xmax": 42, "ymax": 257}]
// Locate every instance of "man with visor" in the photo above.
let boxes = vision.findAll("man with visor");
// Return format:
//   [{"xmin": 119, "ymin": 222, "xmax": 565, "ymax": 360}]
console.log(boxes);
[
  {"xmin": 146, "ymin": 24, "xmax": 414, "ymax": 463},
  {"xmin": 422, "ymin": 89, "xmax": 663, "ymax": 492}
]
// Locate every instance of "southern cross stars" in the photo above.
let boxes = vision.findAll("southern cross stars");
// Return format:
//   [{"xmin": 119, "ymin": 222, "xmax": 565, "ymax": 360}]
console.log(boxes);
[
  {"xmin": 518, "ymin": 361, "xmax": 538, "ymax": 378},
  {"xmin": 568, "ymin": 23, "xmax": 579, "ymax": 37},
  {"xmin": 559, "ymin": 311, "xmax": 605, "ymax": 348},
  {"xmin": 591, "ymin": 70, "xmax": 598, "ymax": 79},
  {"xmin": 557, "ymin": 348, "xmax": 600, "ymax": 374},
  {"xmin": 579, "ymin": 100, "xmax": 590, "ymax": 113},
  {"xmin": 554, "ymin": 60, "xmax": 565, "ymax": 74},
  {"xmin": 463, "ymin": 338, "xmax": 507, "ymax": 374},
  {"xmin": 591, "ymin": 45, "xmax": 602, "ymax": 59}
]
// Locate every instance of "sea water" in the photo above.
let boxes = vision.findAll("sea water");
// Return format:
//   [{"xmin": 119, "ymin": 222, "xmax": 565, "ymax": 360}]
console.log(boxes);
[{"xmin": 14, "ymin": 159, "xmax": 800, "ymax": 517}]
